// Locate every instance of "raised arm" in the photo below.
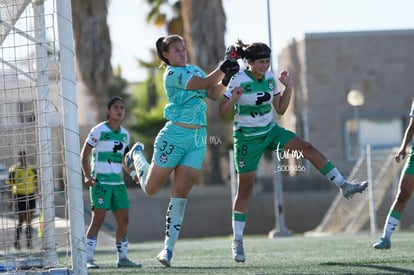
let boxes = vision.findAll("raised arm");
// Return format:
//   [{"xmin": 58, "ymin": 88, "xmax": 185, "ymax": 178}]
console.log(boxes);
[{"xmin": 272, "ymin": 71, "xmax": 293, "ymax": 115}]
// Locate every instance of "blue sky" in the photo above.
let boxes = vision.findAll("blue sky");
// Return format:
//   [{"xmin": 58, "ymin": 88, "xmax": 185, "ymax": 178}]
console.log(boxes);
[{"xmin": 108, "ymin": 0, "xmax": 414, "ymax": 82}]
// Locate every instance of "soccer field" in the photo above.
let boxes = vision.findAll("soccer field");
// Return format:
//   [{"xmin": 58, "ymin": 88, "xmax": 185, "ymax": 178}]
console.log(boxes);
[{"xmin": 87, "ymin": 232, "xmax": 414, "ymax": 274}]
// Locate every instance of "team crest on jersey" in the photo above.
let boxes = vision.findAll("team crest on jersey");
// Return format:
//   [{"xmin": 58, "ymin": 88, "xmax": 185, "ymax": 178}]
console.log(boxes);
[
  {"xmin": 238, "ymin": 158, "xmax": 246, "ymax": 169},
  {"xmin": 98, "ymin": 197, "xmax": 104, "ymax": 205},
  {"xmin": 268, "ymin": 80, "xmax": 274, "ymax": 90},
  {"xmin": 159, "ymin": 153, "xmax": 168, "ymax": 164}
]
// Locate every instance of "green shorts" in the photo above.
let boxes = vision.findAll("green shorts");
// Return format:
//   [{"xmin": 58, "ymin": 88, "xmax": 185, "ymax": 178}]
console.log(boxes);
[
  {"xmin": 89, "ymin": 183, "xmax": 130, "ymax": 211},
  {"xmin": 403, "ymin": 147, "xmax": 414, "ymax": 175},
  {"xmin": 233, "ymin": 122, "xmax": 296, "ymax": 173},
  {"xmin": 153, "ymin": 121, "xmax": 207, "ymax": 169}
]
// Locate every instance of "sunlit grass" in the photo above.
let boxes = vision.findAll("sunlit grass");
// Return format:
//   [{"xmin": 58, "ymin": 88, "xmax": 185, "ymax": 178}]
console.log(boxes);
[{"xmin": 87, "ymin": 232, "xmax": 414, "ymax": 274}]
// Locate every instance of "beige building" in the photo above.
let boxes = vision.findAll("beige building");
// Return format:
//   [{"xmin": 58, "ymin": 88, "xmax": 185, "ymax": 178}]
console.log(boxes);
[{"xmin": 277, "ymin": 29, "xmax": 414, "ymax": 177}]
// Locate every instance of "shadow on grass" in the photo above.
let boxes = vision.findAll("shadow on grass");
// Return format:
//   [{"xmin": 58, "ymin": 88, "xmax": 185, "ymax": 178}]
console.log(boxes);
[{"xmin": 321, "ymin": 262, "xmax": 414, "ymax": 274}]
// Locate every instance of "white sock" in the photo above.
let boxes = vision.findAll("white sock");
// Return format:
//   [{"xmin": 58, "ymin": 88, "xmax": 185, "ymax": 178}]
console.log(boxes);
[
  {"xmin": 383, "ymin": 211, "xmax": 401, "ymax": 239},
  {"xmin": 319, "ymin": 161, "xmax": 345, "ymax": 187},
  {"xmin": 85, "ymin": 236, "xmax": 97, "ymax": 261},
  {"xmin": 133, "ymin": 150, "xmax": 150, "ymax": 194},
  {"xmin": 232, "ymin": 211, "xmax": 246, "ymax": 240},
  {"xmin": 326, "ymin": 167, "xmax": 345, "ymax": 187},
  {"xmin": 116, "ymin": 235, "xmax": 128, "ymax": 260}
]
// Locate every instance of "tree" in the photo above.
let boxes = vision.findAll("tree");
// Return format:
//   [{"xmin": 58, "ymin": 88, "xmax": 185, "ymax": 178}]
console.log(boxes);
[{"xmin": 71, "ymin": 0, "xmax": 112, "ymax": 121}]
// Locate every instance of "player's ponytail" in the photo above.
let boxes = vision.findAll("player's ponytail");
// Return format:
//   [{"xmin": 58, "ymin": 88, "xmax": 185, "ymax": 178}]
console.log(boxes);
[
  {"xmin": 235, "ymin": 39, "xmax": 271, "ymax": 61},
  {"xmin": 156, "ymin": 35, "xmax": 185, "ymax": 67},
  {"xmin": 235, "ymin": 39, "xmax": 248, "ymax": 59},
  {"xmin": 155, "ymin": 37, "xmax": 168, "ymax": 66}
]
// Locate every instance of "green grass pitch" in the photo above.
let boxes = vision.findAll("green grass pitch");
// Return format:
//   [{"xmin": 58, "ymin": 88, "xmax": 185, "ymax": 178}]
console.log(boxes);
[{"xmin": 87, "ymin": 232, "xmax": 414, "ymax": 274}]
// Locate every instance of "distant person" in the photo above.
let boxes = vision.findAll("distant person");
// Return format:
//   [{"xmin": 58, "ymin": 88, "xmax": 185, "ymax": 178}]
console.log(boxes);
[
  {"xmin": 124, "ymin": 34, "xmax": 239, "ymax": 267},
  {"xmin": 81, "ymin": 96, "xmax": 141, "ymax": 269},
  {"xmin": 373, "ymin": 99, "xmax": 414, "ymax": 249},
  {"xmin": 7, "ymin": 150, "xmax": 37, "ymax": 250},
  {"xmin": 218, "ymin": 39, "xmax": 368, "ymax": 263}
]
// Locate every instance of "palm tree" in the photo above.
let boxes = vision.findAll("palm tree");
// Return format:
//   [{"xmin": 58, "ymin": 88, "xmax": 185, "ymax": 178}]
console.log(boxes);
[{"xmin": 71, "ymin": 0, "xmax": 112, "ymax": 121}]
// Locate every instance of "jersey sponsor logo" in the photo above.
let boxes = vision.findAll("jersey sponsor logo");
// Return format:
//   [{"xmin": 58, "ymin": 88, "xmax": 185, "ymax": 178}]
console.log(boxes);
[
  {"xmin": 256, "ymin": 92, "xmax": 271, "ymax": 105},
  {"xmin": 113, "ymin": 141, "xmax": 123, "ymax": 153}
]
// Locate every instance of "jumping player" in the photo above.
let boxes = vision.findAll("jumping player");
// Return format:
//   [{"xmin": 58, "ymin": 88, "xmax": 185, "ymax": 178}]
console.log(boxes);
[
  {"xmin": 125, "ymin": 34, "xmax": 239, "ymax": 267},
  {"xmin": 218, "ymin": 40, "xmax": 368, "ymax": 263}
]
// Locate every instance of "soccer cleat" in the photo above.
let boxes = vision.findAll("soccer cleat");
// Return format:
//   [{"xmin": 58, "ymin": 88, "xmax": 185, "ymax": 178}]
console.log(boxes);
[
  {"xmin": 86, "ymin": 260, "xmax": 99, "ymax": 269},
  {"xmin": 117, "ymin": 257, "xmax": 142, "ymax": 268},
  {"xmin": 126, "ymin": 142, "xmax": 149, "ymax": 192},
  {"xmin": 340, "ymin": 181, "xmax": 368, "ymax": 199},
  {"xmin": 157, "ymin": 249, "xmax": 173, "ymax": 267},
  {"xmin": 373, "ymin": 237, "xmax": 391, "ymax": 249},
  {"xmin": 125, "ymin": 142, "xmax": 145, "ymax": 169},
  {"xmin": 232, "ymin": 239, "xmax": 245, "ymax": 263}
]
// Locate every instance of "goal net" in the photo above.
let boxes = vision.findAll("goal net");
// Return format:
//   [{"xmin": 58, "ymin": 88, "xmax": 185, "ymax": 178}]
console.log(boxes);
[{"xmin": 0, "ymin": 0, "xmax": 85, "ymax": 273}]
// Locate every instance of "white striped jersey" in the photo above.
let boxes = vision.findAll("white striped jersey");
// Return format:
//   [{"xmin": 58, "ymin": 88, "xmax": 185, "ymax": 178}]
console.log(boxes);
[
  {"xmin": 85, "ymin": 121, "xmax": 129, "ymax": 185},
  {"xmin": 224, "ymin": 70, "xmax": 280, "ymax": 136}
]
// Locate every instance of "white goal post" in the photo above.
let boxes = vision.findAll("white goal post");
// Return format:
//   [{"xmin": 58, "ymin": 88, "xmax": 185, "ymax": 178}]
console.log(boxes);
[{"xmin": 0, "ymin": 0, "xmax": 86, "ymax": 274}]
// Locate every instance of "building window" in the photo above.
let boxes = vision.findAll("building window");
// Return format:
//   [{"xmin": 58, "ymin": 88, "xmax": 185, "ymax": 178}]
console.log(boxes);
[
  {"xmin": 19, "ymin": 101, "xmax": 35, "ymax": 123},
  {"xmin": 344, "ymin": 117, "xmax": 403, "ymax": 161}
]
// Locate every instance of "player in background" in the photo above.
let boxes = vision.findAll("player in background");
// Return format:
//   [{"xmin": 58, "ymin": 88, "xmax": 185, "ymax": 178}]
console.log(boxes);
[
  {"xmin": 81, "ymin": 96, "xmax": 141, "ymax": 269},
  {"xmin": 373, "ymin": 98, "xmax": 414, "ymax": 249},
  {"xmin": 124, "ymin": 34, "xmax": 239, "ymax": 267},
  {"xmin": 7, "ymin": 150, "xmax": 37, "ymax": 250},
  {"xmin": 218, "ymin": 40, "xmax": 368, "ymax": 263}
]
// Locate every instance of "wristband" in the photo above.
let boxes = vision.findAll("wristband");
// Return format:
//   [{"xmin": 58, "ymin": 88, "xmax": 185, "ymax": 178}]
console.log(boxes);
[{"xmin": 129, "ymin": 170, "xmax": 137, "ymax": 178}]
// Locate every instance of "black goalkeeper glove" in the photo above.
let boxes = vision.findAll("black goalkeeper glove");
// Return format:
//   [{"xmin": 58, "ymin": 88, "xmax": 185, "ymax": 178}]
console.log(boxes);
[
  {"xmin": 225, "ymin": 45, "xmax": 241, "ymax": 62},
  {"xmin": 220, "ymin": 45, "xmax": 241, "ymax": 86},
  {"xmin": 222, "ymin": 63, "xmax": 239, "ymax": 86},
  {"xmin": 220, "ymin": 59, "xmax": 239, "ymax": 74}
]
